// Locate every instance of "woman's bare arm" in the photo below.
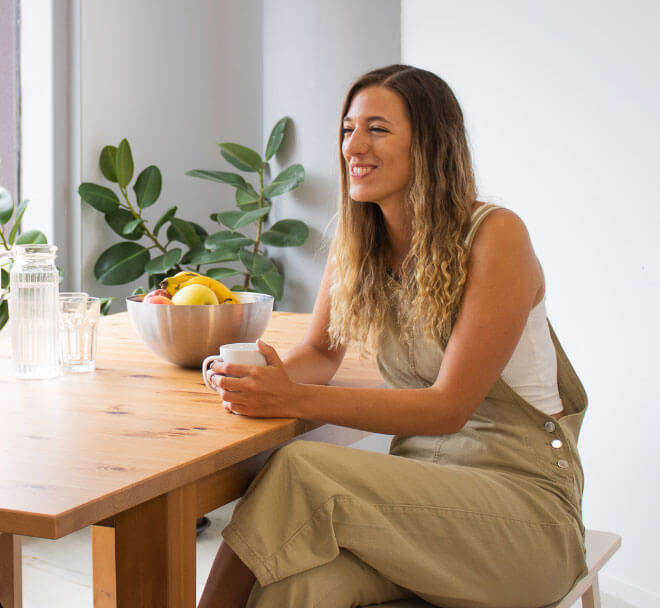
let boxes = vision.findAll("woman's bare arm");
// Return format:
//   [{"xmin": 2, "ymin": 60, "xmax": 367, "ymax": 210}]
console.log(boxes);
[{"xmin": 216, "ymin": 210, "xmax": 543, "ymax": 435}]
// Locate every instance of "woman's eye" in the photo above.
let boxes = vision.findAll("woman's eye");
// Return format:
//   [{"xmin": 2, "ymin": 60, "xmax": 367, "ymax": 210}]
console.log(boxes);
[
  {"xmin": 370, "ymin": 127, "xmax": 388, "ymax": 133},
  {"xmin": 341, "ymin": 127, "xmax": 353, "ymax": 136}
]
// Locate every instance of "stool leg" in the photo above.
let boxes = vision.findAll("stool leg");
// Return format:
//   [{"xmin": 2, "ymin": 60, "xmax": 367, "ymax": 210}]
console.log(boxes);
[{"xmin": 581, "ymin": 575, "xmax": 601, "ymax": 608}]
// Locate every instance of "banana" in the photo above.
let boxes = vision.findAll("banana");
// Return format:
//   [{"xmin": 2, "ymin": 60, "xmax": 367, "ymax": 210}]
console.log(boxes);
[
  {"xmin": 160, "ymin": 271, "xmax": 201, "ymax": 296},
  {"xmin": 179, "ymin": 276, "xmax": 238, "ymax": 304}
]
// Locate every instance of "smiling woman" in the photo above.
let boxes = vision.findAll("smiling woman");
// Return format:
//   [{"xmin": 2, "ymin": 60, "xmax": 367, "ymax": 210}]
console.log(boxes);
[
  {"xmin": 198, "ymin": 65, "xmax": 589, "ymax": 608},
  {"xmin": 341, "ymin": 87, "xmax": 412, "ymax": 212}
]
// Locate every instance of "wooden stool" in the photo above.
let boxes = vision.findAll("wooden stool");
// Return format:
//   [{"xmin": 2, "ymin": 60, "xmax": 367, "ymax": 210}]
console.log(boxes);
[{"xmin": 363, "ymin": 529, "xmax": 621, "ymax": 608}]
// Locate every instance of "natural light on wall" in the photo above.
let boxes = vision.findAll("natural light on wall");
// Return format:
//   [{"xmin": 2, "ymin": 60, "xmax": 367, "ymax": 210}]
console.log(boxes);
[{"xmin": 19, "ymin": 0, "xmax": 80, "ymax": 291}]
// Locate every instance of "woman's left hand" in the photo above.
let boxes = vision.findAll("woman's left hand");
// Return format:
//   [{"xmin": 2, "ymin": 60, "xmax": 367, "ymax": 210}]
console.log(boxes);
[{"xmin": 207, "ymin": 340, "xmax": 303, "ymax": 418}]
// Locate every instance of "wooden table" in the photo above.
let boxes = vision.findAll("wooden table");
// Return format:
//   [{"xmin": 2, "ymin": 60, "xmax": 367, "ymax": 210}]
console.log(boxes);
[{"xmin": 0, "ymin": 311, "xmax": 382, "ymax": 607}]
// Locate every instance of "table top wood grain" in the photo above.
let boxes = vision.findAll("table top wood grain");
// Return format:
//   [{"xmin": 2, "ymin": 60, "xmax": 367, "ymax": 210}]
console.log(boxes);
[{"xmin": 0, "ymin": 311, "xmax": 382, "ymax": 539}]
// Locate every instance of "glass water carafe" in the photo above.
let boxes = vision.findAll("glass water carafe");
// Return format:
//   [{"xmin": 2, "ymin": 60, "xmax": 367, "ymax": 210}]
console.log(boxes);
[{"xmin": 9, "ymin": 244, "xmax": 60, "ymax": 379}]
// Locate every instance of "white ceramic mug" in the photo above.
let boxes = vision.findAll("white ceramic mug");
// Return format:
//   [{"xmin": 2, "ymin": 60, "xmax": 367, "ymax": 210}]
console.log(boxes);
[{"xmin": 202, "ymin": 342, "xmax": 267, "ymax": 391}]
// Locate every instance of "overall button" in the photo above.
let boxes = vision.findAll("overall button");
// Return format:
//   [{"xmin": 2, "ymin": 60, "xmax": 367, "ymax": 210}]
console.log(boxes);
[
  {"xmin": 551, "ymin": 439, "xmax": 563, "ymax": 449},
  {"xmin": 544, "ymin": 421, "xmax": 556, "ymax": 433},
  {"xmin": 557, "ymin": 459, "xmax": 569, "ymax": 469}
]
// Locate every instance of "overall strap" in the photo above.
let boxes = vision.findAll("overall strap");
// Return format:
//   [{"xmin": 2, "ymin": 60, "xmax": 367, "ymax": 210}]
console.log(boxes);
[{"xmin": 464, "ymin": 203, "xmax": 502, "ymax": 251}]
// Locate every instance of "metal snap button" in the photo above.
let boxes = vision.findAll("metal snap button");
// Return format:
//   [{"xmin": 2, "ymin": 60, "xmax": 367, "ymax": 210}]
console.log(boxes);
[
  {"xmin": 557, "ymin": 459, "xmax": 569, "ymax": 469},
  {"xmin": 544, "ymin": 421, "xmax": 556, "ymax": 433},
  {"xmin": 551, "ymin": 439, "xmax": 563, "ymax": 449}
]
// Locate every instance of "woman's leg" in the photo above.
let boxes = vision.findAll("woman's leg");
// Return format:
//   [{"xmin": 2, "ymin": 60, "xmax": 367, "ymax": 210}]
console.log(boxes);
[
  {"xmin": 198, "ymin": 541, "xmax": 256, "ymax": 608},
  {"xmin": 245, "ymin": 548, "xmax": 412, "ymax": 608},
  {"xmin": 220, "ymin": 440, "xmax": 586, "ymax": 608}
]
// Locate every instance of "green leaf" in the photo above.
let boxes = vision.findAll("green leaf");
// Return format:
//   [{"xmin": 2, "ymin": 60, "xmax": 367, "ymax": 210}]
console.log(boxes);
[
  {"xmin": 94, "ymin": 242, "xmax": 150, "ymax": 285},
  {"xmin": 185, "ymin": 248, "xmax": 239, "ymax": 265},
  {"xmin": 99, "ymin": 145, "xmax": 118, "ymax": 182},
  {"xmin": 252, "ymin": 269, "xmax": 284, "ymax": 300},
  {"xmin": 265, "ymin": 116, "xmax": 290, "ymax": 161},
  {"xmin": 261, "ymin": 219, "xmax": 309, "ymax": 247},
  {"xmin": 169, "ymin": 218, "xmax": 202, "ymax": 249},
  {"xmin": 0, "ymin": 187, "xmax": 14, "ymax": 224},
  {"xmin": 144, "ymin": 248, "xmax": 182, "ymax": 274},
  {"xmin": 105, "ymin": 209, "xmax": 144, "ymax": 240},
  {"xmin": 235, "ymin": 184, "xmax": 260, "ymax": 207},
  {"xmin": 214, "ymin": 206, "xmax": 271, "ymax": 231},
  {"xmin": 205, "ymin": 230, "xmax": 254, "ymax": 252},
  {"xmin": 122, "ymin": 219, "xmax": 143, "ymax": 235},
  {"xmin": 116, "ymin": 139, "xmax": 134, "ymax": 188},
  {"xmin": 57, "ymin": 266, "xmax": 63, "ymax": 283},
  {"xmin": 8, "ymin": 200, "xmax": 29, "ymax": 246},
  {"xmin": 263, "ymin": 164, "xmax": 305, "ymax": 198},
  {"xmin": 16, "ymin": 229, "xmax": 48, "ymax": 245},
  {"xmin": 1, "ymin": 268, "xmax": 8, "ymax": 289},
  {"xmin": 100, "ymin": 297, "xmax": 114, "ymax": 315},
  {"xmin": 207, "ymin": 267, "xmax": 242, "ymax": 280},
  {"xmin": 218, "ymin": 143, "xmax": 263, "ymax": 173},
  {"xmin": 133, "ymin": 165, "xmax": 162, "ymax": 209},
  {"xmin": 0, "ymin": 299, "xmax": 8, "ymax": 332},
  {"xmin": 239, "ymin": 249, "xmax": 275, "ymax": 276},
  {"xmin": 185, "ymin": 169, "xmax": 250, "ymax": 191},
  {"xmin": 132, "ymin": 286, "xmax": 148, "ymax": 295},
  {"xmin": 154, "ymin": 205, "xmax": 177, "ymax": 237},
  {"xmin": 79, "ymin": 183, "xmax": 120, "ymax": 214}
]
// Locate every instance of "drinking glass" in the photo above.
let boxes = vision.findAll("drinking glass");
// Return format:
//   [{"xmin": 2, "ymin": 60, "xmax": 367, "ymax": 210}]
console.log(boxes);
[{"xmin": 59, "ymin": 293, "xmax": 101, "ymax": 372}]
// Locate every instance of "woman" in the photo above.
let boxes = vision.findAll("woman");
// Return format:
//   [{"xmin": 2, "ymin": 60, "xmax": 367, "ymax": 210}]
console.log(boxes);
[{"xmin": 199, "ymin": 65, "xmax": 588, "ymax": 608}]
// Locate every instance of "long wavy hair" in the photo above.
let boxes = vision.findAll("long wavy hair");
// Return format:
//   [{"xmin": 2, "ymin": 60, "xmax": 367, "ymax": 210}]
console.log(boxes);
[{"xmin": 328, "ymin": 65, "xmax": 476, "ymax": 351}]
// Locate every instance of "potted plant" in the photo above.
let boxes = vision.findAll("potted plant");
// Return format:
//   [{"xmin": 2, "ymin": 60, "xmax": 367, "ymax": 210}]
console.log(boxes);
[{"xmin": 78, "ymin": 117, "xmax": 309, "ymax": 301}]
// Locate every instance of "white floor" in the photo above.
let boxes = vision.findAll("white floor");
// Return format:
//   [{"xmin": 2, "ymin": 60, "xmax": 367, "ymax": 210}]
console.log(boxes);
[{"xmin": 19, "ymin": 497, "xmax": 637, "ymax": 608}]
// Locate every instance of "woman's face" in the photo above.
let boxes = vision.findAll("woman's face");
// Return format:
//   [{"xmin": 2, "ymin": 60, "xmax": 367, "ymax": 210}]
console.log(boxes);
[{"xmin": 342, "ymin": 86, "xmax": 412, "ymax": 210}]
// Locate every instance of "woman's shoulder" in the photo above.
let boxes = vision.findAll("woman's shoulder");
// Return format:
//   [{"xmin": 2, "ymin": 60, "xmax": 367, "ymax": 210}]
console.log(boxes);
[
  {"xmin": 472, "ymin": 201, "xmax": 529, "ymax": 238},
  {"xmin": 468, "ymin": 204, "xmax": 536, "ymax": 273}
]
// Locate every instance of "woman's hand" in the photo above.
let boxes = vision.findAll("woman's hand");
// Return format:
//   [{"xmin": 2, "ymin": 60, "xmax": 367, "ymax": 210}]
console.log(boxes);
[{"xmin": 208, "ymin": 340, "xmax": 304, "ymax": 418}]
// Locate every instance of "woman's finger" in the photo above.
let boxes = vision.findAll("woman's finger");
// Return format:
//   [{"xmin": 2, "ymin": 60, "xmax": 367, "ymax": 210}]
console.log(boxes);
[
  {"xmin": 209, "ymin": 358, "xmax": 224, "ymax": 372},
  {"xmin": 214, "ymin": 374, "xmax": 244, "ymax": 391},
  {"xmin": 257, "ymin": 339, "xmax": 283, "ymax": 367}
]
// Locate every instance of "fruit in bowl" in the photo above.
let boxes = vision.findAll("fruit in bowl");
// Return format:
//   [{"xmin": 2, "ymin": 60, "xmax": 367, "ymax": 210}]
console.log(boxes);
[
  {"xmin": 126, "ymin": 272, "xmax": 273, "ymax": 367},
  {"xmin": 160, "ymin": 271, "xmax": 238, "ymax": 304},
  {"xmin": 172, "ymin": 284, "xmax": 218, "ymax": 305},
  {"xmin": 140, "ymin": 272, "xmax": 240, "ymax": 307},
  {"xmin": 143, "ymin": 289, "xmax": 173, "ymax": 305}
]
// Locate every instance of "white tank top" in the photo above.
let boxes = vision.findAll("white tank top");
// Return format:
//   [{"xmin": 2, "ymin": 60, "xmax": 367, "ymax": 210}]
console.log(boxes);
[{"xmin": 466, "ymin": 204, "xmax": 564, "ymax": 416}]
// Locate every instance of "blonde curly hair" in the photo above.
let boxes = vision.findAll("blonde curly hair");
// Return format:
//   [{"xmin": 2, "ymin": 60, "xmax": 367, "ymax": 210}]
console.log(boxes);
[{"xmin": 328, "ymin": 65, "xmax": 476, "ymax": 351}]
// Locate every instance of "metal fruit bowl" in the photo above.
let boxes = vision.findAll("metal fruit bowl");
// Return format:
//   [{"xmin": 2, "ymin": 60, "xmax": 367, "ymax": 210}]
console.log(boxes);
[{"xmin": 126, "ymin": 292, "xmax": 274, "ymax": 368}]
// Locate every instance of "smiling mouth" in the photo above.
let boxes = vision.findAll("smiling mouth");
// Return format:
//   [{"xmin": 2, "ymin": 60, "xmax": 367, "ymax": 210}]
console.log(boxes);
[{"xmin": 350, "ymin": 165, "xmax": 375, "ymax": 177}]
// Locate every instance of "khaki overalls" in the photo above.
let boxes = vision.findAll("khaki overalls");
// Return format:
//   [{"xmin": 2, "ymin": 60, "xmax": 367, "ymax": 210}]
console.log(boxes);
[{"xmin": 222, "ymin": 205, "xmax": 588, "ymax": 608}]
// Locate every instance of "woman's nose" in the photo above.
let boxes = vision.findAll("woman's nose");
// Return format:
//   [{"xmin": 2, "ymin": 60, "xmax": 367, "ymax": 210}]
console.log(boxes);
[{"xmin": 343, "ymin": 129, "xmax": 369, "ymax": 156}]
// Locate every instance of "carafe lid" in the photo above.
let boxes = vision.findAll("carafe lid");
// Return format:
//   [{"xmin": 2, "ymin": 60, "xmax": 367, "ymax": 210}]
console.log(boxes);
[{"xmin": 12, "ymin": 244, "xmax": 58, "ymax": 258}]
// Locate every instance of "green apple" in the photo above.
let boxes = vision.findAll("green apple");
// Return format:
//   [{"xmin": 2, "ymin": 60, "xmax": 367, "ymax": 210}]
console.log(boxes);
[{"xmin": 171, "ymin": 283, "xmax": 219, "ymax": 305}]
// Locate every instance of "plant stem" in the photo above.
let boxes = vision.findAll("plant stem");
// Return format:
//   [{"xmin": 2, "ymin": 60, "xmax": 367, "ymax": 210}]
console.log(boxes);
[
  {"xmin": 119, "ymin": 186, "xmax": 183, "ymax": 273},
  {"xmin": 244, "ymin": 169, "xmax": 265, "ymax": 289},
  {"xmin": 0, "ymin": 228, "xmax": 9, "ymax": 252}
]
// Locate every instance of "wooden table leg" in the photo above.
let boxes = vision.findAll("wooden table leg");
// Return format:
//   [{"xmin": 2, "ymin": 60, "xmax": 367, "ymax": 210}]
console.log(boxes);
[
  {"xmin": 0, "ymin": 532, "xmax": 22, "ymax": 608},
  {"xmin": 92, "ymin": 483, "xmax": 197, "ymax": 608}
]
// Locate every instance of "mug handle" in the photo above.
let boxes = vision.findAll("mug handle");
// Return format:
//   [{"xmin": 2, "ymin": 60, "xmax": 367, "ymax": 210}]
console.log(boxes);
[{"xmin": 202, "ymin": 354, "xmax": 223, "ymax": 390}]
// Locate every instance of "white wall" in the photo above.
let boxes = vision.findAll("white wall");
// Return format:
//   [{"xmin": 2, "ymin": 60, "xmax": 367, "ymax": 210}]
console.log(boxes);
[
  {"xmin": 402, "ymin": 0, "xmax": 660, "ymax": 604},
  {"xmin": 263, "ymin": 0, "xmax": 401, "ymax": 312},
  {"xmin": 80, "ymin": 0, "xmax": 263, "ymax": 301}
]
